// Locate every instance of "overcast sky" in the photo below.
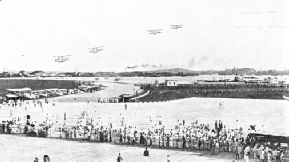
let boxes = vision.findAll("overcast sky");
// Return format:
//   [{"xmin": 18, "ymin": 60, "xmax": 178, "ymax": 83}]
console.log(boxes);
[{"xmin": 0, "ymin": 0, "xmax": 288, "ymax": 72}]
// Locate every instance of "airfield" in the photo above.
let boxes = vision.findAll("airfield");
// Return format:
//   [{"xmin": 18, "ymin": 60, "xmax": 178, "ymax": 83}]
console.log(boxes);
[
  {"xmin": 1, "ymin": 78, "xmax": 289, "ymax": 161},
  {"xmin": 1, "ymin": 77, "xmax": 288, "ymax": 136}
]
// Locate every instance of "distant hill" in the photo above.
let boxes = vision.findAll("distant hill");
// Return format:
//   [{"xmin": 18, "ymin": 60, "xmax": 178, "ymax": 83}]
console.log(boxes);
[{"xmin": 137, "ymin": 68, "xmax": 196, "ymax": 74}]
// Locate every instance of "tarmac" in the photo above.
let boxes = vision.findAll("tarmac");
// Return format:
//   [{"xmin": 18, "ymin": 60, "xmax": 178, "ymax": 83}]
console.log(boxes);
[{"xmin": 0, "ymin": 134, "xmax": 256, "ymax": 162}]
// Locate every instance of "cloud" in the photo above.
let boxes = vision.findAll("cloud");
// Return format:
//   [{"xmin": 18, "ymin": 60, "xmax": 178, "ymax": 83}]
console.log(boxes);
[
  {"xmin": 188, "ymin": 58, "xmax": 196, "ymax": 68},
  {"xmin": 125, "ymin": 63, "xmax": 175, "ymax": 71},
  {"xmin": 186, "ymin": 55, "xmax": 232, "ymax": 70}
]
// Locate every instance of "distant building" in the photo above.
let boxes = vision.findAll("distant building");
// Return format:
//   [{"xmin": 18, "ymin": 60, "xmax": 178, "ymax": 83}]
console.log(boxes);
[
  {"xmin": 95, "ymin": 72, "xmax": 116, "ymax": 77},
  {"xmin": 232, "ymin": 68, "xmax": 256, "ymax": 75},
  {"xmin": 165, "ymin": 80, "xmax": 178, "ymax": 87},
  {"xmin": 78, "ymin": 72, "xmax": 95, "ymax": 77},
  {"xmin": 46, "ymin": 72, "xmax": 57, "ymax": 77},
  {"xmin": 30, "ymin": 71, "xmax": 47, "ymax": 77},
  {"xmin": 55, "ymin": 73, "xmax": 66, "ymax": 77},
  {"xmin": 220, "ymin": 68, "xmax": 256, "ymax": 75}
]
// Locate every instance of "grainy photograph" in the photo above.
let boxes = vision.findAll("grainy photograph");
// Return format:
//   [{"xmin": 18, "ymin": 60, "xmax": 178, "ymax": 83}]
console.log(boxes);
[{"xmin": 0, "ymin": 0, "xmax": 288, "ymax": 161}]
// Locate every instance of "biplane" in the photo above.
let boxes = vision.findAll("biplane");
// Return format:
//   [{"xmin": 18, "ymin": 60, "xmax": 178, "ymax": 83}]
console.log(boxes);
[
  {"xmin": 170, "ymin": 25, "xmax": 182, "ymax": 29},
  {"xmin": 88, "ymin": 46, "xmax": 104, "ymax": 54},
  {"xmin": 53, "ymin": 55, "xmax": 71, "ymax": 63},
  {"xmin": 148, "ymin": 29, "xmax": 162, "ymax": 35}
]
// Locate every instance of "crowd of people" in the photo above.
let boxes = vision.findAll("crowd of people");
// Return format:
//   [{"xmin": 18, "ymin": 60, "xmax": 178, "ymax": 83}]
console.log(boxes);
[{"xmin": 0, "ymin": 99, "xmax": 288, "ymax": 162}]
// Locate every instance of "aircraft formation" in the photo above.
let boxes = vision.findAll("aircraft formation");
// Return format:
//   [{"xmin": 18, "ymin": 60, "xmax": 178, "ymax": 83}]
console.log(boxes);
[
  {"xmin": 170, "ymin": 25, "xmax": 182, "ymax": 29},
  {"xmin": 53, "ymin": 55, "xmax": 71, "ymax": 63},
  {"xmin": 148, "ymin": 29, "xmax": 162, "ymax": 35},
  {"xmin": 148, "ymin": 24, "xmax": 182, "ymax": 35},
  {"xmin": 236, "ymin": 10, "xmax": 283, "ymax": 30},
  {"xmin": 52, "ymin": 24, "xmax": 183, "ymax": 63},
  {"xmin": 88, "ymin": 46, "xmax": 104, "ymax": 54},
  {"xmin": 239, "ymin": 10, "xmax": 278, "ymax": 15},
  {"xmin": 53, "ymin": 46, "xmax": 104, "ymax": 63},
  {"xmin": 235, "ymin": 26, "xmax": 284, "ymax": 29}
]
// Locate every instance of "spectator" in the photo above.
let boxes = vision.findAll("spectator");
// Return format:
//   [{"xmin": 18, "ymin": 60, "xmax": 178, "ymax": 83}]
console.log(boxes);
[
  {"xmin": 143, "ymin": 147, "xmax": 149, "ymax": 162},
  {"xmin": 33, "ymin": 157, "xmax": 39, "ymax": 162},
  {"xmin": 167, "ymin": 155, "xmax": 170, "ymax": 162},
  {"xmin": 117, "ymin": 153, "xmax": 123, "ymax": 162},
  {"xmin": 43, "ymin": 155, "xmax": 50, "ymax": 162}
]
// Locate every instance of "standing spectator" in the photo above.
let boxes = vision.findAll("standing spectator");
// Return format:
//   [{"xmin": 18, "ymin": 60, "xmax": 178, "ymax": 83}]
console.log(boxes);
[
  {"xmin": 2, "ymin": 122, "xmax": 5, "ymax": 133},
  {"xmin": 267, "ymin": 151, "xmax": 272, "ymax": 162},
  {"xmin": 117, "ymin": 153, "xmax": 123, "ymax": 162},
  {"xmin": 43, "ymin": 155, "xmax": 50, "ymax": 162},
  {"xmin": 143, "ymin": 147, "xmax": 149, "ymax": 162},
  {"xmin": 167, "ymin": 155, "xmax": 170, "ymax": 162},
  {"xmin": 260, "ymin": 148, "xmax": 265, "ymax": 162},
  {"xmin": 214, "ymin": 120, "xmax": 218, "ymax": 131},
  {"xmin": 244, "ymin": 145, "xmax": 251, "ymax": 162},
  {"xmin": 219, "ymin": 120, "xmax": 223, "ymax": 131},
  {"xmin": 215, "ymin": 140, "xmax": 219, "ymax": 155},
  {"xmin": 280, "ymin": 150, "xmax": 284, "ymax": 161},
  {"xmin": 182, "ymin": 135, "xmax": 186, "ymax": 149},
  {"xmin": 235, "ymin": 144, "xmax": 240, "ymax": 160},
  {"xmin": 34, "ymin": 157, "xmax": 39, "ymax": 162}
]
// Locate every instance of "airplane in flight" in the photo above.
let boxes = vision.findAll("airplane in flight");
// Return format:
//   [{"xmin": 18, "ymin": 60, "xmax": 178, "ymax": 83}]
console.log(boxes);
[
  {"xmin": 53, "ymin": 55, "xmax": 71, "ymax": 63},
  {"xmin": 170, "ymin": 25, "xmax": 182, "ymax": 29},
  {"xmin": 88, "ymin": 46, "xmax": 104, "ymax": 54},
  {"xmin": 148, "ymin": 29, "xmax": 162, "ymax": 35}
]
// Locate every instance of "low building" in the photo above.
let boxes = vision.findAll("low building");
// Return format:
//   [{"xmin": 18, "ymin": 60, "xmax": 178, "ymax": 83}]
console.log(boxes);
[
  {"xmin": 119, "ymin": 94, "xmax": 133, "ymax": 102},
  {"xmin": 95, "ymin": 72, "xmax": 116, "ymax": 77},
  {"xmin": 164, "ymin": 80, "xmax": 178, "ymax": 87}
]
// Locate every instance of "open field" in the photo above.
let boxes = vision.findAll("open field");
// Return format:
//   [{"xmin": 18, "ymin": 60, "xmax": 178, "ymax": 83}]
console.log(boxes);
[
  {"xmin": 139, "ymin": 86, "xmax": 289, "ymax": 101},
  {"xmin": 0, "ymin": 97, "xmax": 288, "ymax": 161},
  {"xmin": 1, "ymin": 97, "xmax": 288, "ymax": 136}
]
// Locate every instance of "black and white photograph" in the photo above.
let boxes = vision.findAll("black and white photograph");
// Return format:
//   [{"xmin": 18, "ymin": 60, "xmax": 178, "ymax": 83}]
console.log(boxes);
[{"xmin": 0, "ymin": 0, "xmax": 288, "ymax": 161}]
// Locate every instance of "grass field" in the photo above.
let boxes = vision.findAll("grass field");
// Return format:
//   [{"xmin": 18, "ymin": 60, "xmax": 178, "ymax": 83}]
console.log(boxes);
[
  {"xmin": 138, "ymin": 85, "xmax": 289, "ymax": 102},
  {"xmin": 1, "ymin": 97, "xmax": 288, "ymax": 137}
]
